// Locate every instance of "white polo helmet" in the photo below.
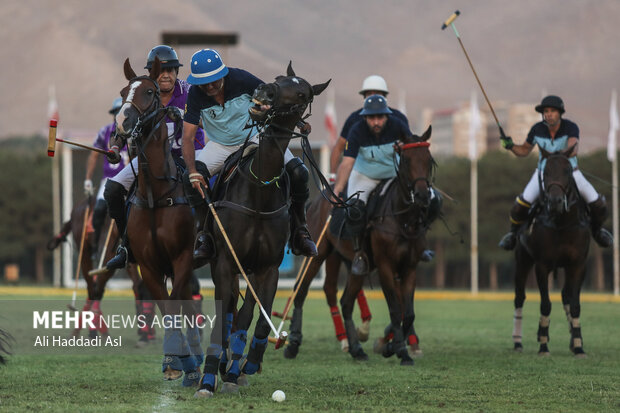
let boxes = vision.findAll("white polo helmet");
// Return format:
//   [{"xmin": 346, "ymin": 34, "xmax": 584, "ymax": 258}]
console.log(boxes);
[{"xmin": 359, "ymin": 75, "xmax": 389, "ymax": 95}]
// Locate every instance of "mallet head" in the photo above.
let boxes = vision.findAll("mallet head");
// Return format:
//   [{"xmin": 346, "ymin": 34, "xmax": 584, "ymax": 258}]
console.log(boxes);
[
  {"xmin": 275, "ymin": 331, "xmax": 288, "ymax": 350},
  {"xmin": 47, "ymin": 119, "xmax": 57, "ymax": 157},
  {"xmin": 441, "ymin": 10, "xmax": 460, "ymax": 30}
]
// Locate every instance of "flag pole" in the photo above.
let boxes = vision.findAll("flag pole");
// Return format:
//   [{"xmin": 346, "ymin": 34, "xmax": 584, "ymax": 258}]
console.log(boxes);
[
  {"xmin": 468, "ymin": 90, "xmax": 480, "ymax": 294},
  {"xmin": 608, "ymin": 89, "xmax": 619, "ymax": 296}
]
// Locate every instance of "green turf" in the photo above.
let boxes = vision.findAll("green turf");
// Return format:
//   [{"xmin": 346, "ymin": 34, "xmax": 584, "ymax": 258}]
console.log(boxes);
[{"xmin": 0, "ymin": 294, "xmax": 619, "ymax": 412}]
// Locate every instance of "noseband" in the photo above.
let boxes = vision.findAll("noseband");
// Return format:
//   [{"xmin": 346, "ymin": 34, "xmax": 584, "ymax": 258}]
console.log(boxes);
[{"xmin": 394, "ymin": 141, "xmax": 433, "ymax": 206}]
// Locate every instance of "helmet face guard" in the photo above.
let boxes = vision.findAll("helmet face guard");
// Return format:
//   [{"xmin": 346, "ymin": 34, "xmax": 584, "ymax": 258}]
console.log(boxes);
[
  {"xmin": 535, "ymin": 95, "xmax": 565, "ymax": 114},
  {"xmin": 359, "ymin": 94, "xmax": 392, "ymax": 116},
  {"xmin": 145, "ymin": 45, "xmax": 182, "ymax": 69},
  {"xmin": 186, "ymin": 49, "xmax": 228, "ymax": 85}
]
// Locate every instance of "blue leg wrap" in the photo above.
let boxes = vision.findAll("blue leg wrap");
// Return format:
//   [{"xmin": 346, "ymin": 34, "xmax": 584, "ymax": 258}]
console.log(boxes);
[
  {"xmin": 186, "ymin": 326, "xmax": 204, "ymax": 366},
  {"xmin": 162, "ymin": 355, "xmax": 183, "ymax": 373},
  {"xmin": 242, "ymin": 336, "xmax": 268, "ymax": 375},
  {"xmin": 200, "ymin": 344, "xmax": 222, "ymax": 391},
  {"xmin": 226, "ymin": 330, "xmax": 247, "ymax": 378},
  {"xmin": 163, "ymin": 327, "xmax": 189, "ymax": 356},
  {"xmin": 224, "ymin": 313, "xmax": 233, "ymax": 342}
]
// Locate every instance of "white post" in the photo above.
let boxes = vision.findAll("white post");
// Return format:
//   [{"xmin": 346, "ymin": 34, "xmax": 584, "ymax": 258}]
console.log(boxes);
[
  {"xmin": 613, "ymin": 155, "xmax": 619, "ymax": 296},
  {"xmin": 52, "ymin": 152, "xmax": 61, "ymax": 287},
  {"xmin": 470, "ymin": 159, "xmax": 478, "ymax": 294},
  {"xmin": 61, "ymin": 144, "xmax": 73, "ymax": 288}
]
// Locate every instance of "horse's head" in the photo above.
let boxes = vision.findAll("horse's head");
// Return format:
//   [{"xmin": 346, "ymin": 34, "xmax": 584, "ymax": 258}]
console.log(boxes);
[
  {"xmin": 115, "ymin": 57, "xmax": 162, "ymax": 139},
  {"xmin": 393, "ymin": 125, "xmax": 434, "ymax": 208},
  {"xmin": 249, "ymin": 62, "xmax": 330, "ymax": 127},
  {"xmin": 540, "ymin": 145, "xmax": 575, "ymax": 215}
]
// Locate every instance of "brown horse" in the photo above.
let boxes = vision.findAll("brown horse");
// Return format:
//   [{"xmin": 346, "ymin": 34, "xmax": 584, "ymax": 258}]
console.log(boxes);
[
  {"xmin": 47, "ymin": 196, "xmax": 142, "ymax": 338},
  {"xmin": 512, "ymin": 146, "xmax": 590, "ymax": 357},
  {"xmin": 194, "ymin": 63, "xmax": 329, "ymax": 398},
  {"xmin": 285, "ymin": 126, "xmax": 435, "ymax": 365},
  {"xmin": 115, "ymin": 57, "xmax": 202, "ymax": 385}
]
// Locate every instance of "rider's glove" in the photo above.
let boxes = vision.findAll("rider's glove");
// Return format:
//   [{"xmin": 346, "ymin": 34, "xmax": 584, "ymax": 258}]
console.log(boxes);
[
  {"xmin": 500, "ymin": 136, "xmax": 514, "ymax": 150},
  {"xmin": 84, "ymin": 179, "xmax": 94, "ymax": 196},
  {"xmin": 106, "ymin": 146, "xmax": 121, "ymax": 164}
]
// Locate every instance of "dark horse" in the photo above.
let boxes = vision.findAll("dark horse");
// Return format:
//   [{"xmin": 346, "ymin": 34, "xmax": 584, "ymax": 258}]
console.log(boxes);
[
  {"xmin": 195, "ymin": 63, "xmax": 329, "ymax": 398},
  {"xmin": 284, "ymin": 126, "xmax": 435, "ymax": 366},
  {"xmin": 115, "ymin": 57, "xmax": 202, "ymax": 385},
  {"xmin": 512, "ymin": 146, "xmax": 590, "ymax": 357},
  {"xmin": 47, "ymin": 197, "xmax": 142, "ymax": 338}
]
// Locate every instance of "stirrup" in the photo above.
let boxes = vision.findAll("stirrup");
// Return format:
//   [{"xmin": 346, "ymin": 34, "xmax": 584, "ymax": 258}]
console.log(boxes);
[
  {"xmin": 593, "ymin": 228, "xmax": 613, "ymax": 248},
  {"xmin": 106, "ymin": 246, "xmax": 127, "ymax": 270},
  {"xmin": 498, "ymin": 232, "xmax": 517, "ymax": 251},
  {"xmin": 291, "ymin": 228, "xmax": 318, "ymax": 257},
  {"xmin": 351, "ymin": 251, "xmax": 369, "ymax": 276},
  {"xmin": 193, "ymin": 231, "xmax": 215, "ymax": 260}
]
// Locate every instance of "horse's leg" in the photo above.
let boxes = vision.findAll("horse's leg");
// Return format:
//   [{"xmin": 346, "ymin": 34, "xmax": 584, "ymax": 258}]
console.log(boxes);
[
  {"xmin": 534, "ymin": 263, "xmax": 552, "ymax": 356},
  {"xmin": 284, "ymin": 252, "xmax": 329, "ymax": 359},
  {"xmin": 398, "ymin": 268, "xmax": 417, "ymax": 366},
  {"xmin": 322, "ymin": 253, "xmax": 349, "ymax": 352},
  {"xmin": 241, "ymin": 267, "xmax": 279, "ymax": 381},
  {"xmin": 355, "ymin": 288, "xmax": 372, "ymax": 343},
  {"xmin": 72, "ymin": 247, "xmax": 97, "ymax": 338},
  {"xmin": 340, "ymin": 274, "xmax": 368, "ymax": 361},
  {"xmin": 565, "ymin": 263, "xmax": 587, "ymax": 358},
  {"xmin": 513, "ymin": 245, "xmax": 534, "ymax": 352}
]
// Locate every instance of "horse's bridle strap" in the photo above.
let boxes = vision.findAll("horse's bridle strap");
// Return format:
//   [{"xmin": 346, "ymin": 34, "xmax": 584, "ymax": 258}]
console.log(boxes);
[{"xmin": 401, "ymin": 142, "xmax": 430, "ymax": 149}]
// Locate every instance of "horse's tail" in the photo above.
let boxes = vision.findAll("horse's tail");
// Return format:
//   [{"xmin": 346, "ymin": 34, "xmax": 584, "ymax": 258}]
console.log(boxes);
[
  {"xmin": 0, "ymin": 327, "xmax": 13, "ymax": 365},
  {"xmin": 46, "ymin": 219, "xmax": 73, "ymax": 250}
]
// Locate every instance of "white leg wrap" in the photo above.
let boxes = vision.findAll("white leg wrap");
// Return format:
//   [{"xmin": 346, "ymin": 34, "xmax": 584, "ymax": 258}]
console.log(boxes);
[{"xmin": 512, "ymin": 307, "xmax": 523, "ymax": 343}]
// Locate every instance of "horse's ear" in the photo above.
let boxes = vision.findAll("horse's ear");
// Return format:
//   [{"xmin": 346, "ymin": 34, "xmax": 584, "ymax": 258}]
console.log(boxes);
[
  {"xmin": 286, "ymin": 61, "xmax": 295, "ymax": 77},
  {"xmin": 124, "ymin": 58, "xmax": 136, "ymax": 81},
  {"xmin": 539, "ymin": 146, "xmax": 551, "ymax": 159},
  {"xmin": 312, "ymin": 79, "xmax": 331, "ymax": 96},
  {"xmin": 420, "ymin": 124, "xmax": 432, "ymax": 142},
  {"xmin": 150, "ymin": 56, "xmax": 161, "ymax": 81},
  {"xmin": 562, "ymin": 143, "xmax": 577, "ymax": 157}
]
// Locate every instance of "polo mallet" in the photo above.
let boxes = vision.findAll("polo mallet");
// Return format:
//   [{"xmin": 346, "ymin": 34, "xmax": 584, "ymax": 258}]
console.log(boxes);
[
  {"xmin": 69, "ymin": 203, "xmax": 90, "ymax": 311},
  {"xmin": 194, "ymin": 179, "xmax": 287, "ymax": 349},
  {"xmin": 273, "ymin": 214, "xmax": 332, "ymax": 340},
  {"xmin": 88, "ymin": 219, "xmax": 115, "ymax": 277},
  {"xmin": 442, "ymin": 10, "xmax": 507, "ymax": 139},
  {"xmin": 47, "ymin": 119, "xmax": 113, "ymax": 157}
]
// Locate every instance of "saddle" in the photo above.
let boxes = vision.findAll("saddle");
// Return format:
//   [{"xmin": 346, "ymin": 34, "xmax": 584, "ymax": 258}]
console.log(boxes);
[{"xmin": 210, "ymin": 143, "xmax": 259, "ymax": 201}]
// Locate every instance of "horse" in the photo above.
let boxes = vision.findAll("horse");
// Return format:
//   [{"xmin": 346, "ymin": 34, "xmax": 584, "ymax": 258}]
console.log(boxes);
[
  {"xmin": 511, "ymin": 145, "xmax": 590, "ymax": 357},
  {"xmin": 194, "ymin": 63, "xmax": 329, "ymax": 398},
  {"xmin": 0, "ymin": 327, "xmax": 11, "ymax": 365},
  {"xmin": 115, "ymin": 57, "xmax": 202, "ymax": 385},
  {"xmin": 47, "ymin": 196, "xmax": 145, "ymax": 340},
  {"xmin": 284, "ymin": 126, "xmax": 435, "ymax": 366}
]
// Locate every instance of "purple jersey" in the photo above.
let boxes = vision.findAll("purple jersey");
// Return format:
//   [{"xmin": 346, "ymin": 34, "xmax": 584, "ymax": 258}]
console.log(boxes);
[
  {"xmin": 166, "ymin": 79, "xmax": 205, "ymax": 157},
  {"xmin": 93, "ymin": 123, "xmax": 129, "ymax": 178}
]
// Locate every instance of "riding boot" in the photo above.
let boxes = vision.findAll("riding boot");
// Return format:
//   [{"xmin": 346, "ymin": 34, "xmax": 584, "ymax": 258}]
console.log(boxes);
[
  {"xmin": 103, "ymin": 180, "xmax": 130, "ymax": 270},
  {"xmin": 182, "ymin": 162, "xmax": 216, "ymax": 264},
  {"xmin": 91, "ymin": 199, "xmax": 108, "ymax": 261},
  {"xmin": 589, "ymin": 195, "xmax": 613, "ymax": 248},
  {"xmin": 499, "ymin": 196, "xmax": 531, "ymax": 251},
  {"xmin": 286, "ymin": 158, "xmax": 317, "ymax": 257},
  {"xmin": 351, "ymin": 233, "xmax": 369, "ymax": 276}
]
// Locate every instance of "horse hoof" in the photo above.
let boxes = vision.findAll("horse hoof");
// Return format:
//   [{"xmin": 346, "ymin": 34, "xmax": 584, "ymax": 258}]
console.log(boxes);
[
  {"xmin": 237, "ymin": 374, "xmax": 250, "ymax": 387},
  {"xmin": 350, "ymin": 346, "xmax": 369, "ymax": 361},
  {"xmin": 88, "ymin": 330, "xmax": 98, "ymax": 339},
  {"xmin": 513, "ymin": 343, "xmax": 523, "ymax": 352},
  {"xmin": 373, "ymin": 337, "xmax": 386, "ymax": 354},
  {"xmin": 340, "ymin": 338, "xmax": 349, "ymax": 353},
  {"xmin": 135, "ymin": 338, "xmax": 149, "ymax": 349},
  {"xmin": 163, "ymin": 366, "xmax": 183, "ymax": 381},
  {"xmin": 194, "ymin": 389, "xmax": 214, "ymax": 399},
  {"xmin": 573, "ymin": 348, "xmax": 587, "ymax": 359},
  {"xmin": 400, "ymin": 357, "xmax": 415, "ymax": 367},
  {"xmin": 284, "ymin": 344, "xmax": 299, "ymax": 359},
  {"xmin": 538, "ymin": 351, "xmax": 550, "ymax": 357},
  {"xmin": 220, "ymin": 382, "xmax": 239, "ymax": 394},
  {"xmin": 183, "ymin": 370, "xmax": 201, "ymax": 387},
  {"xmin": 357, "ymin": 320, "xmax": 370, "ymax": 343}
]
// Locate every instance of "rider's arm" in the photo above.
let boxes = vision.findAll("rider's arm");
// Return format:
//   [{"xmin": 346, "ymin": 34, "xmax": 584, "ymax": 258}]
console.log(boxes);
[
  {"xmin": 85, "ymin": 151, "xmax": 98, "ymax": 181},
  {"xmin": 566, "ymin": 136, "xmax": 579, "ymax": 157},
  {"xmin": 509, "ymin": 140, "xmax": 535, "ymax": 157},
  {"xmin": 182, "ymin": 121, "xmax": 199, "ymax": 172},
  {"xmin": 333, "ymin": 156, "xmax": 355, "ymax": 197},
  {"xmin": 329, "ymin": 137, "xmax": 347, "ymax": 173}
]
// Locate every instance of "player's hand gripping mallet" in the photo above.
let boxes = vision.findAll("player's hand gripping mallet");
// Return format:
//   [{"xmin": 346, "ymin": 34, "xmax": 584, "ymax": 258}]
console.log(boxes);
[{"xmin": 442, "ymin": 10, "xmax": 507, "ymax": 139}]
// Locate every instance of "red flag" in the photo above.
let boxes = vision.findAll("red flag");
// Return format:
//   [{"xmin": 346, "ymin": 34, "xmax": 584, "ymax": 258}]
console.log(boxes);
[{"xmin": 324, "ymin": 89, "xmax": 337, "ymax": 147}]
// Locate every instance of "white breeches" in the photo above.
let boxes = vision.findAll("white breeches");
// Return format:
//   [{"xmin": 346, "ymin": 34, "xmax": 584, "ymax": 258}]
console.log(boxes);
[
  {"xmin": 109, "ymin": 157, "xmax": 139, "ymax": 192},
  {"xmin": 347, "ymin": 169, "xmax": 381, "ymax": 204},
  {"xmin": 522, "ymin": 168, "xmax": 599, "ymax": 205}
]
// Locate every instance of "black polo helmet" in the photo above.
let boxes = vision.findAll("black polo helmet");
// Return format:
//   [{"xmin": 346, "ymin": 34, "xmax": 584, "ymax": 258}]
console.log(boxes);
[
  {"xmin": 535, "ymin": 95, "xmax": 565, "ymax": 114},
  {"xmin": 144, "ymin": 45, "xmax": 183, "ymax": 69},
  {"xmin": 359, "ymin": 94, "xmax": 392, "ymax": 116}
]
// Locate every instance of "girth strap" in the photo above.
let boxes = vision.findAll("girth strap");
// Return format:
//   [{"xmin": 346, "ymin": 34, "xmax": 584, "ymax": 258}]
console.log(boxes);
[
  {"xmin": 129, "ymin": 194, "xmax": 189, "ymax": 209},
  {"xmin": 212, "ymin": 200, "xmax": 290, "ymax": 219}
]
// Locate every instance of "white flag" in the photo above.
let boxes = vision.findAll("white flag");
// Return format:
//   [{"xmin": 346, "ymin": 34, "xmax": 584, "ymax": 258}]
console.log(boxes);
[
  {"xmin": 48, "ymin": 84, "xmax": 59, "ymax": 121},
  {"xmin": 398, "ymin": 90, "xmax": 407, "ymax": 118},
  {"xmin": 468, "ymin": 90, "xmax": 481, "ymax": 161},
  {"xmin": 608, "ymin": 89, "xmax": 619, "ymax": 162},
  {"xmin": 324, "ymin": 88, "xmax": 338, "ymax": 147}
]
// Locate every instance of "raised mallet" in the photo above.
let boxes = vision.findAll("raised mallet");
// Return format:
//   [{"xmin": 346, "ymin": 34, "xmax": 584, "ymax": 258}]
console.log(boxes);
[
  {"xmin": 47, "ymin": 119, "xmax": 113, "ymax": 157},
  {"xmin": 442, "ymin": 10, "xmax": 507, "ymax": 138}
]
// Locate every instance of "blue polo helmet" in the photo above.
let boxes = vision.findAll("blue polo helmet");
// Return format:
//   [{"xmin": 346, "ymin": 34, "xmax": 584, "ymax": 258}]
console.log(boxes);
[
  {"xmin": 187, "ymin": 49, "xmax": 229, "ymax": 85},
  {"xmin": 359, "ymin": 94, "xmax": 392, "ymax": 116}
]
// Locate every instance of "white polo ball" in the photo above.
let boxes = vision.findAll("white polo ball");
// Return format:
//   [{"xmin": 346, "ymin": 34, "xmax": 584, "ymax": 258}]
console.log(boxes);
[{"xmin": 272, "ymin": 389, "xmax": 286, "ymax": 402}]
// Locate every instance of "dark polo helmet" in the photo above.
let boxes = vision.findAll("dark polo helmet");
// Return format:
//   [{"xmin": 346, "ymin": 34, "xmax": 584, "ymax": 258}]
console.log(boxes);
[
  {"xmin": 360, "ymin": 94, "xmax": 392, "ymax": 116},
  {"xmin": 144, "ymin": 45, "xmax": 183, "ymax": 69},
  {"xmin": 535, "ymin": 95, "xmax": 565, "ymax": 114}
]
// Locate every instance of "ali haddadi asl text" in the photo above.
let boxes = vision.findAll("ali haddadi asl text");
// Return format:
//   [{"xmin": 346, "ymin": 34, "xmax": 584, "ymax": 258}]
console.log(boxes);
[{"xmin": 34, "ymin": 335, "xmax": 121, "ymax": 347}]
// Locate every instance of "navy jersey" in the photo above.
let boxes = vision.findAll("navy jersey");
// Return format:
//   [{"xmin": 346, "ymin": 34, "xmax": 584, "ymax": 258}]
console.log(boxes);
[
  {"xmin": 340, "ymin": 107, "xmax": 409, "ymax": 139},
  {"xmin": 184, "ymin": 68, "xmax": 263, "ymax": 145},
  {"xmin": 344, "ymin": 116, "xmax": 412, "ymax": 179},
  {"xmin": 526, "ymin": 119, "xmax": 579, "ymax": 170}
]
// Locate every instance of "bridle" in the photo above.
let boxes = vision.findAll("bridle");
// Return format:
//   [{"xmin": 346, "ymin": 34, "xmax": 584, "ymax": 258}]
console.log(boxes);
[
  {"xmin": 540, "ymin": 154, "xmax": 574, "ymax": 214},
  {"xmin": 393, "ymin": 141, "xmax": 434, "ymax": 207}
]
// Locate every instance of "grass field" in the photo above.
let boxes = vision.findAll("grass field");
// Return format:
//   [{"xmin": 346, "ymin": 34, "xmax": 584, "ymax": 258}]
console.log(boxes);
[{"xmin": 0, "ymin": 289, "xmax": 619, "ymax": 412}]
